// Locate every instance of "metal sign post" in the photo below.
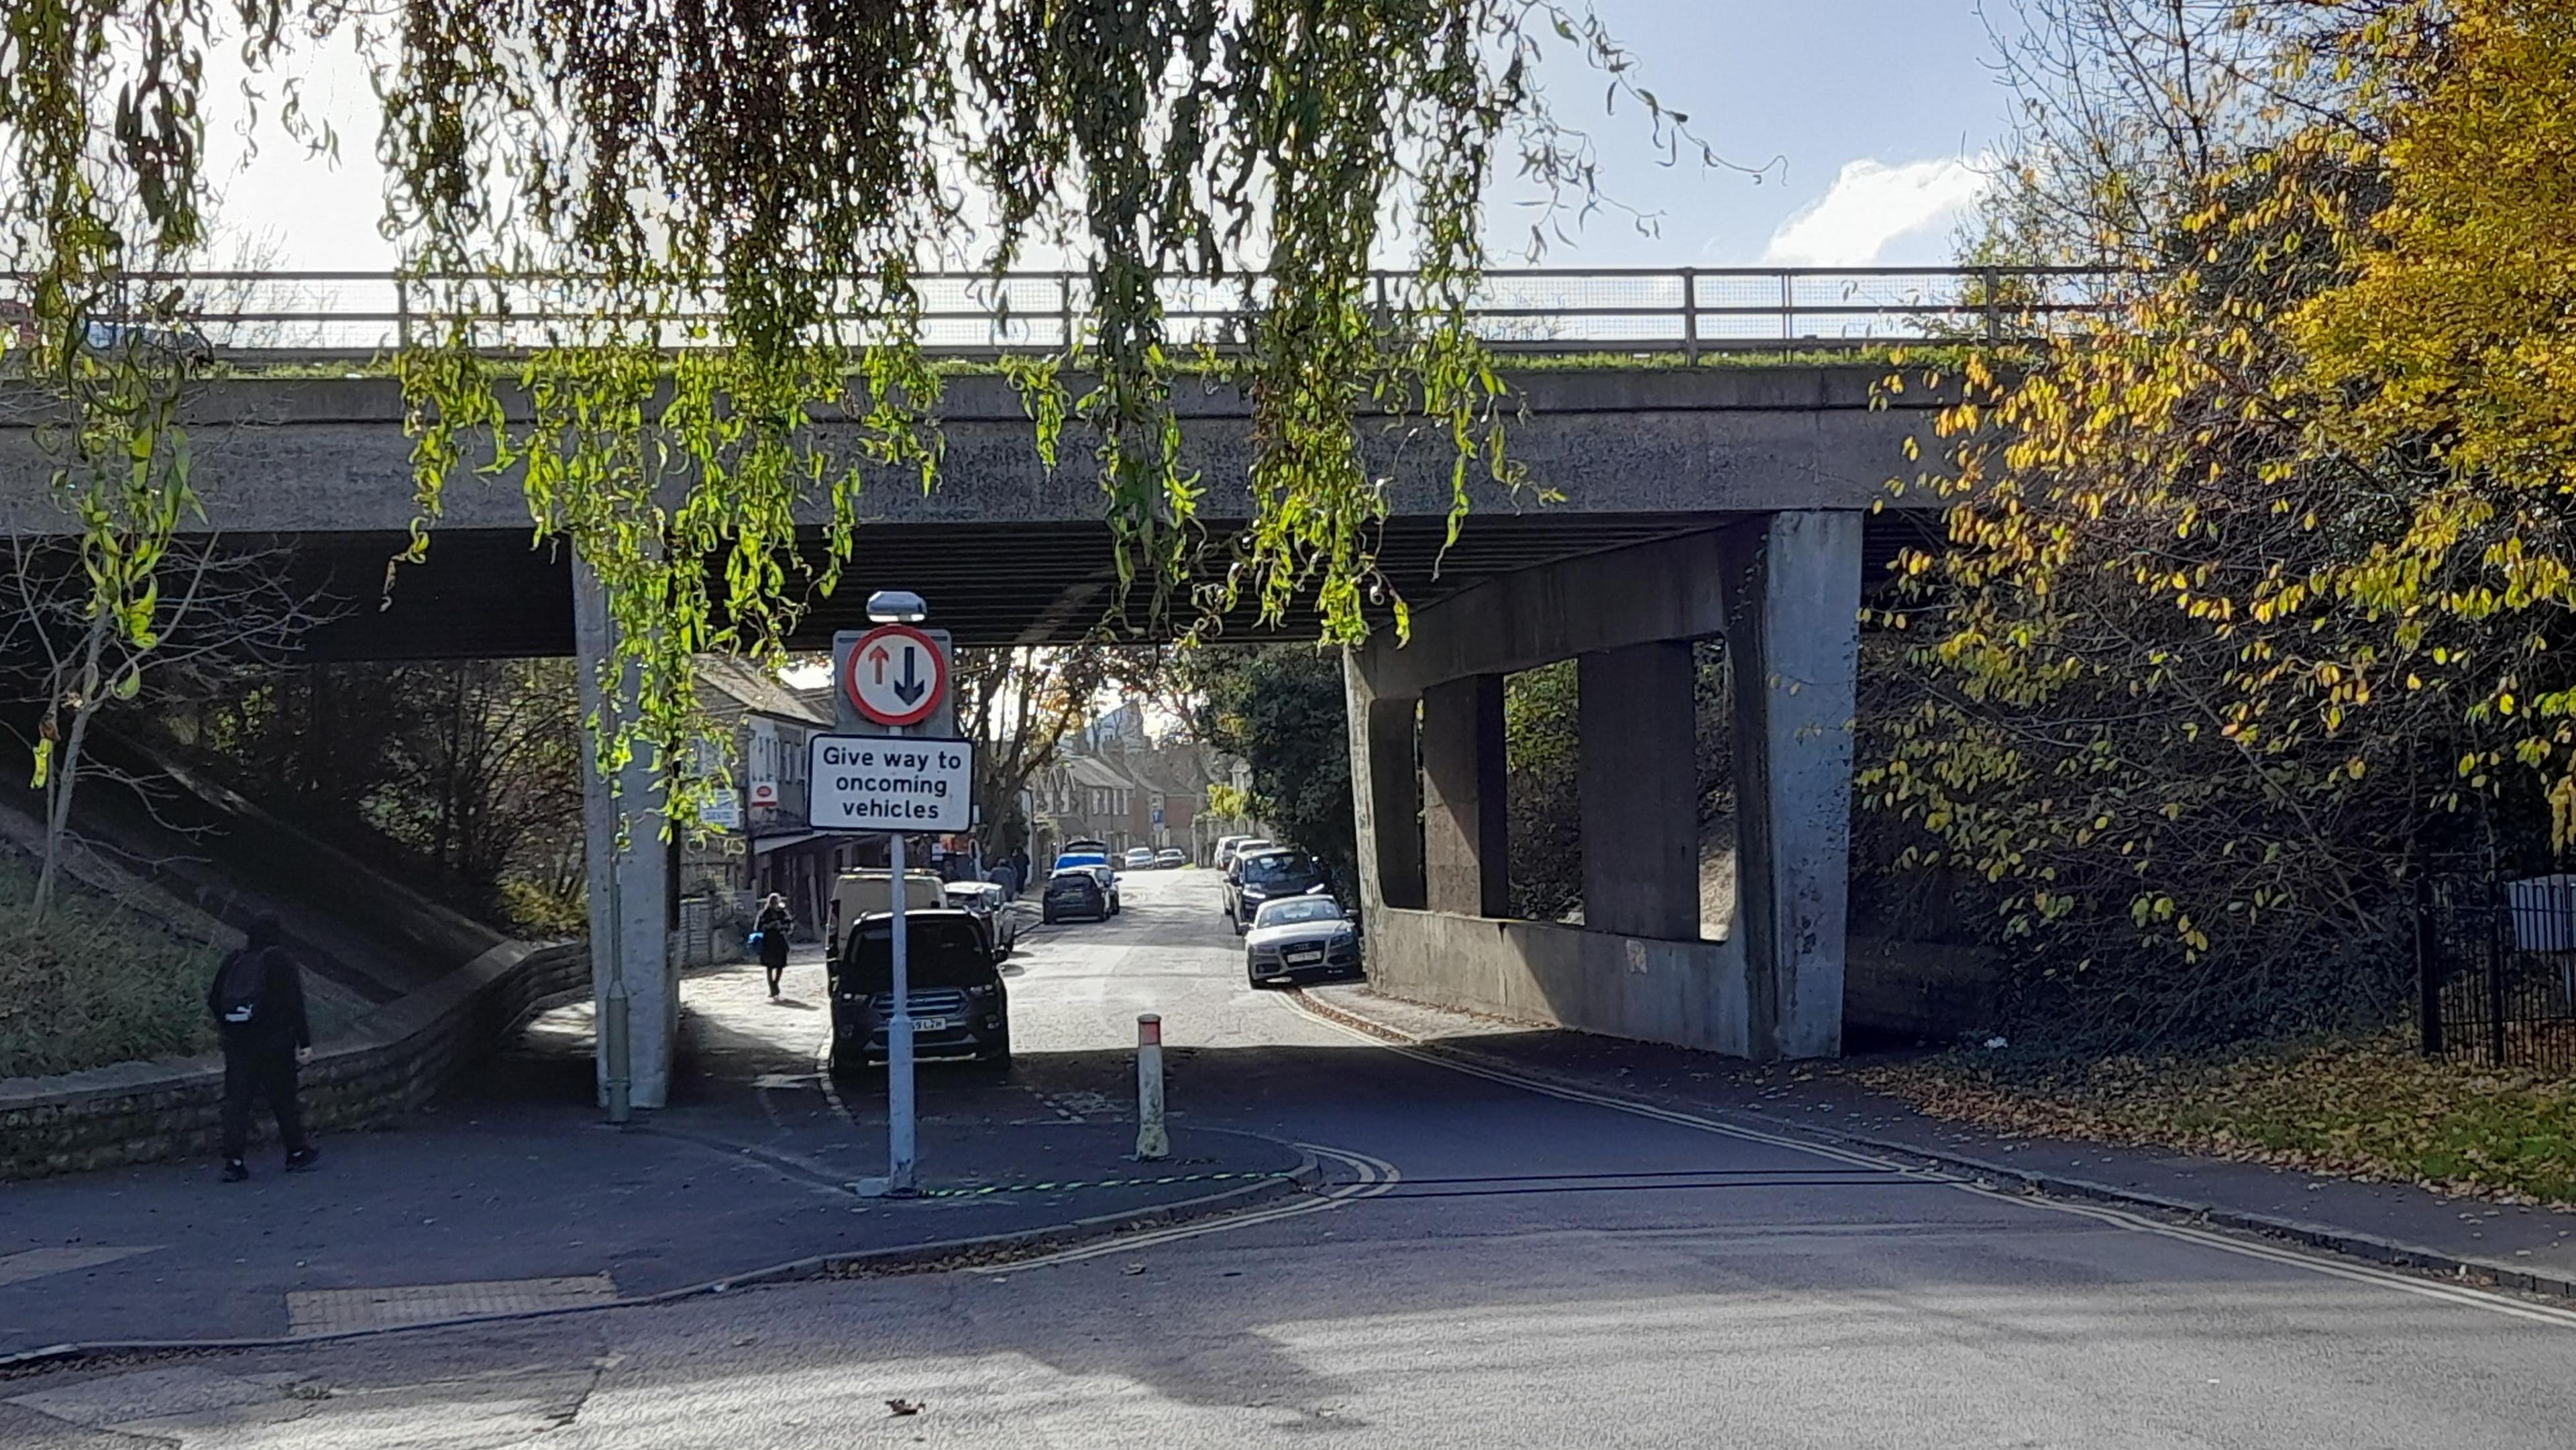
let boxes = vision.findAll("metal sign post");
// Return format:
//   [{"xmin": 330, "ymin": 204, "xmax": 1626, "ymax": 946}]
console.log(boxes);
[
  {"xmin": 813, "ymin": 592, "xmax": 965, "ymax": 1198},
  {"xmin": 885, "ymin": 739, "xmax": 915, "ymax": 1194},
  {"xmin": 807, "ymin": 730, "xmax": 973, "ymax": 1193}
]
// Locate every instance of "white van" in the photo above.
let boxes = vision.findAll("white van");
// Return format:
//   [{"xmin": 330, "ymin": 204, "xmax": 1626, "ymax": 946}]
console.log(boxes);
[{"xmin": 830, "ymin": 870, "xmax": 947, "ymax": 929}]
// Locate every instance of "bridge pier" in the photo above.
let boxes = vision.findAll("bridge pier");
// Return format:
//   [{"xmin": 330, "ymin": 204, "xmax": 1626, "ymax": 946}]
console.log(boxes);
[
  {"xmin": 1421, "ymin": 676, "xmax": 1509, "ymax": 918},
  {"xmin": 1578, "ymin": 641, "xmax": 1701, "ymax": 941},
  {"xmin": 1718, "ymin": 511, "xmax": 1861, "ymax": 1059},
  {"xmin": 1344, "ymin": 676, "xmax": 1426, "ymax": 916},
  {"xmin": 571, "ymin": 549, "xmax": 680, "ymax": 1110},
  {"xmin": 1347, "ymin": 512, "xmax": 1861, "ymax": 1059}
]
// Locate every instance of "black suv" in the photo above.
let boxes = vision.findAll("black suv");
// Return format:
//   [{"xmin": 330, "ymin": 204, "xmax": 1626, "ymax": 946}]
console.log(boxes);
[
  {"xmin": 1228, "ymin": 848, "xmax": 1328, "ymax": 933},
  {"xmin": 829, "ymin": 909, "xmax": 1011, "ymax": 1072},
  {"xmin": 1041, "ymin": 867, "xmax": 1110, "ymax": 924}
]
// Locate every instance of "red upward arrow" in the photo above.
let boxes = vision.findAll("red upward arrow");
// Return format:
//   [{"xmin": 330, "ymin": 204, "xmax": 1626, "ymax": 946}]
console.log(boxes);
[{"xmin": 867, "ymin": 645, "xmax": 890, "ymax": 684}]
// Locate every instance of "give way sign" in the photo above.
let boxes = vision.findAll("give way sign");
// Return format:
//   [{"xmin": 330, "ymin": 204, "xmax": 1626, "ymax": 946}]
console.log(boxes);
[{"xmin": 843, "ymin": 624, "xmax": 951, "ymax": 728}]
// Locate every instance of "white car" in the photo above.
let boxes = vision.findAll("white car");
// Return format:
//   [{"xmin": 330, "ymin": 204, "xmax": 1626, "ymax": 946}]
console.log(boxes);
[{"xmin": 1244, "ymin": 896, "xmax": 1362, "ymax": 986}]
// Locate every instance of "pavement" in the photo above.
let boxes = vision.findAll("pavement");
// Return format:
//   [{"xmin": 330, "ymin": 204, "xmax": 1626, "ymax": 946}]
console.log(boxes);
[
  {"xmin": 1293, "ymin": 982, "xmax": 2576, "ymax": 1295},
  {"xmin": 0, "ymin": 905, "xmax": 1308, "ymax": 1358},
  {"xmin": 5, "ymin": 868, "xmax": 2576, "ymax": 1448}
]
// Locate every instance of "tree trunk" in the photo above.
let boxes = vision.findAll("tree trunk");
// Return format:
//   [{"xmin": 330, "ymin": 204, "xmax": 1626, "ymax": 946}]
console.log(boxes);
[{"xmin": 32, "ymin": 615, "xmax": 113, "ymax": 921}]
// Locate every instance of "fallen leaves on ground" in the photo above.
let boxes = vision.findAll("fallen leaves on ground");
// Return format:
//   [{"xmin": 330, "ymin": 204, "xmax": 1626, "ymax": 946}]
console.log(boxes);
[{"xmin": 1864, "ymin": 1033, "xmax": 2576, "ymax": 1208}]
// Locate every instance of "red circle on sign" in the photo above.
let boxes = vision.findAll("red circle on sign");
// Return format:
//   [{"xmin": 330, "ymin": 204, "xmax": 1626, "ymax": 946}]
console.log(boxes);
[{"xmin": 843, "ymin": 624, "xmax": 948, "ymax": 727}]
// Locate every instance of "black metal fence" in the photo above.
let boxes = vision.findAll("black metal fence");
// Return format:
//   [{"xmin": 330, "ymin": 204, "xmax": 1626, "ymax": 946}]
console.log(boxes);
[{"xmin": 2418, "ymin": 874, "xmax": 2576, "ymax": 1074}]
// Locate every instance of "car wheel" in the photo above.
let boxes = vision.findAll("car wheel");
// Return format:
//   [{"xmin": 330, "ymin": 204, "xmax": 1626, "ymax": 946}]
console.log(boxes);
[
  {"xmin": 1232, "ymin": 916, "xmax": 1246, "ymax": 937},
  {"xmin": 1042, "ymin": 909, "xmax": 1057, "ymax": 925}
]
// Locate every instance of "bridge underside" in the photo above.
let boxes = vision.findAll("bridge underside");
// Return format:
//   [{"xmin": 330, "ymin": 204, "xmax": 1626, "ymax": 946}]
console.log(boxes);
[{"xmin": 250, "ymin": 510, "xmax": 1923, "ymax": 658}]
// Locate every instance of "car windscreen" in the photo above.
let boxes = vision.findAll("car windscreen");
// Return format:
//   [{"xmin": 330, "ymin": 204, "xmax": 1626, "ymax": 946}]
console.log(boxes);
[
  {"xmin": 837, "ymin": 916, "xmax": 994, "ymax": 992},
  {"xmin": 1255, "ymin": 897, "xmax": 1342, "ymax": 928},
  {"xmin": 1242, "ymin": 853, "xmax": 1321, "ymax": 890}
]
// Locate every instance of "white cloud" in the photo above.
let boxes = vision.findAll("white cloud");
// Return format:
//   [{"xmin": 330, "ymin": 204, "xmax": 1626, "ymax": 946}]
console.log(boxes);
[{"xmin": 1760, "ymin": 156, "xmax": 1991, "ymax": 267}]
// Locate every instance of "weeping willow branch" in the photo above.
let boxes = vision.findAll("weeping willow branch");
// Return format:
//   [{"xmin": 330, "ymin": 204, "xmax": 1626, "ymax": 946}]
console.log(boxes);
[{"xmin": 5, "ymin": 0, "xmax": 1721, "ymax": 828}]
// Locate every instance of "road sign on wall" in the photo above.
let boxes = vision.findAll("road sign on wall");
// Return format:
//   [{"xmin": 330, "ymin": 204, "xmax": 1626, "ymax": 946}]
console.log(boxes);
[
  {"xmin": 842, "ymin": 624, "xmax": 950, "ymax": 729},
  {"xmin": 808, "ymin": 734, "xmax": 975, "ymax": 833}
]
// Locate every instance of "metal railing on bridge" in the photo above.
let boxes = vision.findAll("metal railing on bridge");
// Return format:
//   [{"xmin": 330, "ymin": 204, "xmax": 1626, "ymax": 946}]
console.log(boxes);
[{"xmin": 3, "ymin": 265, "xmax": 2131, "ymax": 364}]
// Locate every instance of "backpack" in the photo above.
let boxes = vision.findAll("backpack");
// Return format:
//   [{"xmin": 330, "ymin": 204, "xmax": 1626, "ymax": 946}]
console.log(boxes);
[{"xmin": 213, "ymin": 946, "xmax": 274, "ymax": 1026}]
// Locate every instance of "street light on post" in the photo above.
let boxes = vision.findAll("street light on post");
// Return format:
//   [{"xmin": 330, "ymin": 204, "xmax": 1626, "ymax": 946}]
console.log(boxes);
[{"xmin": 869, "ymin": 588, "xmax": 929, "ymax": 1196}]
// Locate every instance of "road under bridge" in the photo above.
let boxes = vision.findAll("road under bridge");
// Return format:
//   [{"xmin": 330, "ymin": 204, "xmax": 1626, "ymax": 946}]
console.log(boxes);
[{"xmin": 1, "ymin": 360, "xmax": 1953, "ymax": 1102}]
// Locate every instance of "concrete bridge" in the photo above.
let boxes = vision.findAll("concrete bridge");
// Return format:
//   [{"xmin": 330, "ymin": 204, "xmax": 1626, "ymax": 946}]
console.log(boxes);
[{"xmin": 1, "ymin": 360, "xmax": 1951, "ymax": 1100}]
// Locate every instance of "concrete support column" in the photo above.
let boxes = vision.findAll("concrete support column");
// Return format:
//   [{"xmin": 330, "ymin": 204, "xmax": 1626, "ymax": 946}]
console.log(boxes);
[
  {"xmin": 1578, "ymin": 642, "xmax": 1700, "ymax": 940},
  {"xmin": 572, "ymin": 547, "xmax": 678, "ymax": 1110},
  {"xmin": 1342, "ymin": 654, "xmax": 1426, "ymax": 914},
  {"xmin": 1719, "ymin": 511, "xmax": 1862, "ymax": 1059},
  {"xmin": 1420, "ymin": 674, "xmax": 1508, "ymax": 918}
]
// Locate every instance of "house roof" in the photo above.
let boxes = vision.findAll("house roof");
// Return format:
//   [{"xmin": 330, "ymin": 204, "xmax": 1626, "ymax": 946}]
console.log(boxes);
[
  {"xmin": 697, "ymin": 656, "xmax": 832, "ymax": 727},
  {"xmin": 1061, "ymin": 754, "xmax": 1137, "ymax": 791},
  {"xmin": 1123, "ymin": 745, "xmax": 1222, "ymax": 800}
]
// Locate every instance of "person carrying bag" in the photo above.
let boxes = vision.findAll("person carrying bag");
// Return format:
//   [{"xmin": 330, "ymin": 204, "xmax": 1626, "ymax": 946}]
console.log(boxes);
[{"xmin": 206, "ymin": 915, "xmax": 318, "ymax": 1182}]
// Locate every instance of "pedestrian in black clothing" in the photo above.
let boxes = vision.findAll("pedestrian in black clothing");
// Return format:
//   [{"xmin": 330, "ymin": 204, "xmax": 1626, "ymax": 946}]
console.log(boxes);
[
  {"xmin": 756, "ymin": 892, "xmax": 794, "ymax": 998},
  {"xmin": 206, "ymin": 915, "xmax": 318, "ymax": 1182}
]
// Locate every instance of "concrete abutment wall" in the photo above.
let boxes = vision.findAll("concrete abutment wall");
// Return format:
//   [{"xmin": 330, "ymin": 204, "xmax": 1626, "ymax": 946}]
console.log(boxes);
[{"xmin": 1348, "ymin": 511, "xmax": 1862, "ymax": 1059}]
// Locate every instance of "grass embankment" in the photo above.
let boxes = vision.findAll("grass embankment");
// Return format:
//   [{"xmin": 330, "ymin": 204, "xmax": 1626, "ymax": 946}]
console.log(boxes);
[
  {"xmin": 0, "ymin": 855, "xmax": 223, "ymax": 1078},
  {"xmin": 1866, "ymin": 1037, "xmax": 2576, "ymax": 1207}
]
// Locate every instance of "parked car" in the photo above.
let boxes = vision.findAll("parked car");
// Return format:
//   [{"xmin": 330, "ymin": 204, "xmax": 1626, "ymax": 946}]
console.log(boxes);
[
  {"xmin": 1041, "ymin": 867, "xmax": 1111, "ymax": 924},
  {"xmin": 1053, "ymin": 851, "xmax": 1121, "ymax": 915},
  {"xmin": 1244, "ymin": 894, "xmax": 1364, "ymax": 986},
  {"xmin": 1156, "ymin": 848, "xmax": 1186, "ymax": 870},
  {"xmin": 1218, "ymin": 838, "xmax": 1276, "ymax": 917},
  {"xmin": 944, "ymin": 879, "xmax": 1020, "ymax": 955},
  {"xmin": 1123, "ymin": 846, "xmax": 1157, "ymax": 871},
  {"xmin": 1215, "ymin": 835, "xmax": 1267, "ymax": 872},
  {"xmin": 1059, "ymin": 838, "xmax": 1111, "ymax": 861},
  {"xmin": 1228, "ymin": 847, "xmax": 1327, "ymax": 933},
  {"xmin": 829, "ymin": 909, "xmax": 1010, "ymax": 1072}
]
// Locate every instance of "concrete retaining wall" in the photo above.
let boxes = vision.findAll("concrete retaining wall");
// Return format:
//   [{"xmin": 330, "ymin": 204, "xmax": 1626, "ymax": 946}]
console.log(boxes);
[
  {"xmin": 1368, "ymin": 909, "xmax": 1751, "ymax": 1057},
  {"xmin": 0, "ymin": 941, "xmax": 588, "ymax": 1180}
]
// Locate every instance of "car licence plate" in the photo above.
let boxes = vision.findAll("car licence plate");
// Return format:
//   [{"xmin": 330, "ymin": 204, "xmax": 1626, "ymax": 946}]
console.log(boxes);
[
  {"xmin": 911, "ymin": 1017, "xmax": 949, "ymax": 1032},
  {"xmin": 1285, "ymin": 948, "xmax": 1324, "ymax": 965}
]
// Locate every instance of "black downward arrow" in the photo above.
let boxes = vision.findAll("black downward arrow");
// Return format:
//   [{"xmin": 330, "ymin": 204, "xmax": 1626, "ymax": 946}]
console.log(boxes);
[{"xmin": 892, "ymin": 644, "xmax": 927, "ymax": 705}]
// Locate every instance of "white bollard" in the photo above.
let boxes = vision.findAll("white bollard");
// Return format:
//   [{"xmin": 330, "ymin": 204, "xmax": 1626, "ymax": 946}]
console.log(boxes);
[{"xmin": 1134, "ymin": 1013, "xmax": 1169, "ymax": 1161}]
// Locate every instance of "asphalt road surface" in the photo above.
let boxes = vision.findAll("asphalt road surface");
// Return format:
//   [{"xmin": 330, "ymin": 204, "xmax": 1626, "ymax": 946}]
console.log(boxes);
[{"xmin": 10, "ymin": 868, "xmax": 2576, "ymax": 1448}]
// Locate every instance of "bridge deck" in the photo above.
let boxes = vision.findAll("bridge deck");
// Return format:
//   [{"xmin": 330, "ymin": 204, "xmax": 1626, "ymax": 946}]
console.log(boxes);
[{"xmin": 3, "ymin": 366, "xmax": 1948, "ymax": 654}]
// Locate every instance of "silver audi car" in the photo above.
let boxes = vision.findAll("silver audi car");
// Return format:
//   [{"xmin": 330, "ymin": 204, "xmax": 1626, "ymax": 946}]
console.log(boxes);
[{"xmin": 1242, "ymin": 894, "xmax": 1362, "ymax": 988}]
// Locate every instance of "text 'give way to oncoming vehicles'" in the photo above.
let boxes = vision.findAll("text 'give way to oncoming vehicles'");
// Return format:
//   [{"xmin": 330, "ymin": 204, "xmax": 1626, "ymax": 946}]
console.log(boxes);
[{"xmin": 807, "ymin": 735, "xmax": 975, "ymax": 833}]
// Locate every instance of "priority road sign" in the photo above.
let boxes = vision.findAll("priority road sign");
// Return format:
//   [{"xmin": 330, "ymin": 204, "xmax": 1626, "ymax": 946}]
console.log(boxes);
[
  {"xmin": 808, "ymin": 735, "xmax": 975, "ymax": 833},
  {"xmin": 843, "ymin": 624, "xmax": 950, "ymax": 729}
]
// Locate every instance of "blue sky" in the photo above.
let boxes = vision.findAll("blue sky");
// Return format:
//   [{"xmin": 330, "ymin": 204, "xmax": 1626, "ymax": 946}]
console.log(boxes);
[
  {"xmin": 1494, "ymin": 0, "xmax": 2017, "ymax": 266},
  {"xmin": 206, "ymin": 1, "xmax": 2017, "ymax": 272}
]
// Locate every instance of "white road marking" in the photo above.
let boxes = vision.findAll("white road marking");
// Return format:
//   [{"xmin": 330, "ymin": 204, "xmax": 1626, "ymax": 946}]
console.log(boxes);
[
  {"xmin": 1283, "ymin": 994, "xmax": 2576, "ymax": 1331},
  {"xmin": 979, "ymin": 1143, "xmax": 1401, "ymax": 1272}
]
